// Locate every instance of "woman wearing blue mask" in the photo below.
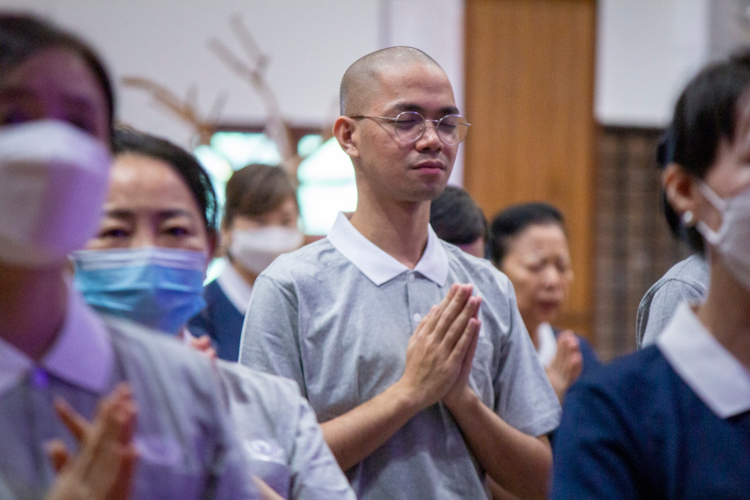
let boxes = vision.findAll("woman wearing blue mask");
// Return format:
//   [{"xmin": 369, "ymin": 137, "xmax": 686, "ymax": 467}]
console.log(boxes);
[
  {"xmin": 189, "ymin": 163, "xmax": 303, "ymax": 361},
  {"xmin": 74, "ymin": 128, "xmax": 355, "ymax": 500},
  {"xmin": 0, "ymin": 13, "xmax": 255, "ymax": 499},
  {"xmin": 551, "ymin": 51, "xmax": 750, "ymax": 498}
]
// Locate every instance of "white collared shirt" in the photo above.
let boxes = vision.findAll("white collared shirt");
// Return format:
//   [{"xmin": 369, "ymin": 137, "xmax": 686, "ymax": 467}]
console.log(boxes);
[
  {"xmin": 0, "ymin": 284, "xmax": 114, "ymax": 397},
  {"xmin": 327, "ymin": 212, "xmax": 449, "ymax": 286},
  {"xmin": 657, "ymin": 301, "xmax": 750, "ymax": 418},
  {"xmin": 217, "ymin": 262, "xmax": 254, "ymax": 314},
  {"xmin": 536, "ymin": 322, "xmax": 558, "ymax": 367}
]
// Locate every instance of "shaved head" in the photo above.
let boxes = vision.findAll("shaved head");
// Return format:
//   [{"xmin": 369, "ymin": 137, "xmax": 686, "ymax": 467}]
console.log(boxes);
[{"xmin": 340, "ymin": 46, "xmax": 442, "ymax": 115}]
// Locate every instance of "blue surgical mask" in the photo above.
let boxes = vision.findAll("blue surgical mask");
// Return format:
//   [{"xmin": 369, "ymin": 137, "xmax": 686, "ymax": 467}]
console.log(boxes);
[{"xmin": 72, "ymin": 247, "xmax": 207, "ymax": 335}]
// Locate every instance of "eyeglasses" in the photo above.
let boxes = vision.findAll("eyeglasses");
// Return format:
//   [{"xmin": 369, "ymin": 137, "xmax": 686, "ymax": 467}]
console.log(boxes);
[{"xmin": 349, "ymin": 111, "xmax": 471, "ymax": 145}]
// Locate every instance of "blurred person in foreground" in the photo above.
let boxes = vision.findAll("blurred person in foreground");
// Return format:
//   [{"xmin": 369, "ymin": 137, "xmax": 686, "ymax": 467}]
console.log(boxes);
[
  {"xmin": 636, "ymin": 133, "xmax": 710, "ymax": 349},
  {"xmin": 72, "ymin": 128, "xmax": 355, "ymax": 500},
  {"xmin": 489, "ymin": 203, "xmax": 599, "ymax": 402},
  {"xmin": 0, "ymin": 13, "xmax": 255, "ymax": 499},
  {"xmin": 551, "ymin": 50, "xmax": 750, "ymax": 499},
  {"xmin": 189, "ymin": 163, "xmax": 303, "ymax": 361},
  {"xmin": 240, "ymin": 46, "xmax": 560, "ymax": 499}
]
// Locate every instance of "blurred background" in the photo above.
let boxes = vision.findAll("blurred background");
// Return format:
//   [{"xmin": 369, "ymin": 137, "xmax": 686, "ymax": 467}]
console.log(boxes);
[{"xmin": 4, "ymin": 0, "xmax": 750, "ymax": 358}]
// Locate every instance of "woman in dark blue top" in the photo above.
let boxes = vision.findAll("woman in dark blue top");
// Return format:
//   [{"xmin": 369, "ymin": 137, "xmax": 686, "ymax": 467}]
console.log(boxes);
[
  {"xmin": 189, "ymin": 164, "xmax": 303, "ymax": 361},
  {"xmin": 489, "ymin": 202, "xmax": 600, "ymax": 402},
  {"xmin": 552, "ymin": 50, "xmax": 750, "ymax": 499}
]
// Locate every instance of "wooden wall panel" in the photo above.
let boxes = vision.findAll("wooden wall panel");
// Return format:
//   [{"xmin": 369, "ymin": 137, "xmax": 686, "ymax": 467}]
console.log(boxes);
[{"xmin": 464, "ymin": 0, "xmax": 597, "ymax": 339}]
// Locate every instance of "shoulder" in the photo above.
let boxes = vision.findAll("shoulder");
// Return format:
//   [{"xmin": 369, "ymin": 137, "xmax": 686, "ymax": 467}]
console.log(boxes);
[
  {"xmin": 257, "ymin": 238, "xmax": 349, "ymax": 286},
  {"xmin": 217, "ymin": 361, "xmax": 302, "ymax": 403},
  {"xmin": 103, "ymin": 315, "xmax": 217, "ymax": 391},
  {"xmin": 441, "ymin": 241, "xmax": 513, "ymax": 295},
  {"xmin": 567, "ymin": 346, "xmax": 672, "ymax": 413},
  {"xmin": 645, "ymin": 255, "xmax": 710, "ymax": 300}
]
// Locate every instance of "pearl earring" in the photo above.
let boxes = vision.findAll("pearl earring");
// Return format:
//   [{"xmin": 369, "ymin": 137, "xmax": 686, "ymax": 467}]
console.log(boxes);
[{"xmin": 682, "ymin": 210, "xmax": 694, "ymax": 226}]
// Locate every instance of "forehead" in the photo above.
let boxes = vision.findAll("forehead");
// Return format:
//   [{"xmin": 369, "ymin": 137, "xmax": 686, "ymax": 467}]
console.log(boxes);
[
  {"xmin": 109, "ymin": 153, "xmax": 201, "ymax": 214},
  {"xmin": 0, "ymin": 47, "xmax": 106, "ymax": 109},
  {"xmin": 368, "ymin": 62, "xmax": 457, "ymax": 115},
  {"xmin": 510, "ymin": 224, "xmax": 569, "ymax": 254}
]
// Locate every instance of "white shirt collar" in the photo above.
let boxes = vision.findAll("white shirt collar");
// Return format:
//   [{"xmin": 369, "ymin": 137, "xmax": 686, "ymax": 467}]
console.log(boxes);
[
  {"xmin": 327, "ymin": 212, "xmax": 449, "ymax": 286},
  {"xmin": 536, "ymin": 322, "xmax": 558, "ymax": 367},
  {"xmin": 217, "ymin": 262, "xmax": 253, "ymax": 314},
  {"xmin": 0, "ymin": 284, "xmax": 114, "ymax": 397},
  {"xmin": 657, "ymin": 301, "xmax": 750, "ymax": 419}
]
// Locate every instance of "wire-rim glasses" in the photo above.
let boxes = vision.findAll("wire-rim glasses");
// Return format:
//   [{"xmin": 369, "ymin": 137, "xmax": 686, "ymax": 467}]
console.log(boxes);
[{"xmin": 349, "ymin": 111, "xmax": 471, "ymax": 145}]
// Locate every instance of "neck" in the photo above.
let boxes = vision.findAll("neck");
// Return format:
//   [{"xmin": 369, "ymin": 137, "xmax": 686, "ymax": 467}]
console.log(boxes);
[
  {"xmin": 0, "ymin": 264, "xmax": 68, "ymax": 361},
  {"xmin": 697, "ymin": 253, "xmax": 750, "ymax": 370},
  {"xmin": 230, "ymin": 259, "xmax": 258, "ymax": 287},
  {"xmin": 526, "ymin": 318, "xmax": 541, "ymax": 350},
  {"xmin": 349, "ymin": 188, "xmax": 432, "ymax": 269}
]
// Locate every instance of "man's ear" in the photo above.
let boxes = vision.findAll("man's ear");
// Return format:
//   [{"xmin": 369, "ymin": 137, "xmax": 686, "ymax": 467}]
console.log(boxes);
[
  {"xmin": 663, "ymin": 163, "xmax": 698, "ymax": 218},
  {"xmin": 333, "ymin": 116, "xmax": 359, "ymax": 158}
]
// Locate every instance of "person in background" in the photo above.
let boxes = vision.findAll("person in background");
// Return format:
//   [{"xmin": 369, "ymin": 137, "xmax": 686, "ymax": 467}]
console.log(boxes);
[
  {"xmin": 0, "ymin": 13, "xmax": 255, "ymax": 499},
  {"xmin": 189, "ymin": 163, "xmax": 303, "ymax": 361},
  {"xmin": 73, "ymin": 128, "xmax": 355, "ymax": 500},
  {"xmin": 489, "ymin": 203, "xmax": 599, "ymax": 402},
  {"xmin": 636, "ymin": 132, "xmax": 710, "ymax": 349},
  {"xmin": 241, "ymin": 46, "xmax": 559, "ymax": 500},
  {"xmin": 430, "ymin": 185, "xmax": 488, "ymax": 258},
  {"xmin": 551, "ymin": 51, "xmax": 750, "ymax": 499}
]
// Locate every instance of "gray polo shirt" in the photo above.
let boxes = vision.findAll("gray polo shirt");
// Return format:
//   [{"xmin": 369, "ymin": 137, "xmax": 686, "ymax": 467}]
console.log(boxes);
[
  {"xmin": 0, "ymin": 287, "xmax": 256, "ymax": 499},
  {"xmin": 636, "ymin": 255, "xmax": 709, "ymax": 349},
  {"xmin": 216, "ymin": 361, "xmax": 356, "ymax": 499},
  {"xmin": 240, "ymin": 212, "xmax": 561, "ymax": 499}
]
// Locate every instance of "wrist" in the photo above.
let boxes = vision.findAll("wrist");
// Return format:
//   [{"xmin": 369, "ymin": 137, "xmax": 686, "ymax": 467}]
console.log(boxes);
[
  {"xmin": 390, "ymin": 378, "xmax": 425, "ymax": 416},
  {"xmin": 444, "ymin": 385, "xmax": 479, "ymax": 414}
]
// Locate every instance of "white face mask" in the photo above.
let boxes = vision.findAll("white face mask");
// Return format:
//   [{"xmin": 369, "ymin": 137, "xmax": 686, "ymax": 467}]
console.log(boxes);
[
  {"xmin": 229, "ymin": 226, "xmax": 304, "ymax": 275},
  {"xmin": 0, "ymin": 120, "xmax": 112, "ymax": 267},
  {"xmin": 694, "ymin": 180, "xmax": 750, "ymax": 290}
]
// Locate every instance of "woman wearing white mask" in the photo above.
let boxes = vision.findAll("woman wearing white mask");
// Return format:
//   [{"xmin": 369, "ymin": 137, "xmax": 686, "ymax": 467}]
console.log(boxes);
[
  {"xmin": 551, "ymin": 52, "xmax": 750, "ymax": 498},
  {"xmin": 0, "ymin": 14, "xmax": 255, "ymax": 499},
  {"xmin": 73, "ymin": 129, "xmax": 355, "ymax": 500},
  {"xmin": 189, "ymin": 163, "xmax": 303, "ymax": 361}
]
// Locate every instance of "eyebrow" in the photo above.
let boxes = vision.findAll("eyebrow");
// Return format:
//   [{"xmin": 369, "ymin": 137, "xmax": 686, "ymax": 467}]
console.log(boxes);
[
  {"xmin": 104, "ymin": 208, "xmax": 197, "ymax": 220},
  {"xmin": 0, "ymin": 86, "xmax": 100, "ymax": 112},
  {"xmin": 391, "ymin": 103, "xmax": 461, "ymax": 116}
]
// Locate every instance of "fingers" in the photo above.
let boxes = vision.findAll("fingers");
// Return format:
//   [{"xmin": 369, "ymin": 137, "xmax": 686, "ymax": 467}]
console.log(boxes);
[
  {"xmin": 432, "ymin": 284, "xmax": 473, "ymax": 342},
  {"xmin": 449, "ymin": 317, "xmax": 481, "ymax": 367},
  {"xmin": 54, "ymin": 398, "xmax": 91, "ymax": 443},
  {"xmin": 252, "ymin": 475, "xmax": 286, "ymax": 500},
  {"xmin": 46, "ymin": 439, "xmax": 70, "ymax": 473},
  {"xmin": 441, "ymin": 295, "xmax": 482, "ymax": 350}
]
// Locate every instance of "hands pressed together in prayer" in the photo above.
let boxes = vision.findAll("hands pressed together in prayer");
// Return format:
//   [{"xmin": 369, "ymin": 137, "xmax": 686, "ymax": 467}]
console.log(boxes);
[
  {"xmin": 545, "ymin": 330, "xmax": 583, "ymax": 402},
  {"xmin": 398, "ymin": 283, "xmax": 482, "ymax": 414}
]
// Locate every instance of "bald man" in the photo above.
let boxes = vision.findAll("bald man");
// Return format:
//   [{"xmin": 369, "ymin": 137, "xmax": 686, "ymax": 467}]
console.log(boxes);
[{"xmin": 240, "ymin": 47, "xmax": 560, "ymax": 499}]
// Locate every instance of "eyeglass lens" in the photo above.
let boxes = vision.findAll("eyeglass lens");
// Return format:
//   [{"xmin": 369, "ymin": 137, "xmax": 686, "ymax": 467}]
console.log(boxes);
[{"xmin": 393, "ymin": 112, "xmax": 469, "ymax": 144}]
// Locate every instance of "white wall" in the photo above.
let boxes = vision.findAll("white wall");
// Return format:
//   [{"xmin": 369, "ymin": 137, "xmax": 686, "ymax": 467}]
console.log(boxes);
[
  {"xmin": 595, "ymin": 0, "xmax": 710, "ymax": 128},
  {"xmin": 1, "ymin": 0, "xmax": 465, "ymax": 181}
]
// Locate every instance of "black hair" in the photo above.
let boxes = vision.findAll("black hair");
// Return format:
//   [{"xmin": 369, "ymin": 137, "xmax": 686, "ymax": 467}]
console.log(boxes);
[
  {"xmin": 223, "ymin": 164, "xmax": 297, "ymax": 230},
  {"xmin": 0, "ymin": 13, "xmax": 115, "ymax": 138},
  {"xmin": 113, "ymin": 128, "xmax": 218, "ymax": 233},
  {"xmin": 662, "ymin": 49, "xmax": 750, "ymax": 254},
  {"xmin": 489, "ymin": 202, "xmax": 565, "ymax": 266},
  {"xmin": 430, "ymin": 186, "xmax": 487, "ymax": 247}
]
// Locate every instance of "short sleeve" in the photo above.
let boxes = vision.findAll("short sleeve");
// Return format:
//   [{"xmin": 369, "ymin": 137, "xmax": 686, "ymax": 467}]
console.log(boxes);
[
  {"xmin": 289, "ymin": 396, "xmax": 357, "ymax": 499},
  {"xmin": 493, "ymin": 279, "xmax": 561, "ymax": 436},
  {"xmin": 638, "ymin": 279, "xmax": 706, "ymax": 349},
  {"xmin": 550, "ymin": 377, "xmax": 641, "ymax": 499},
  {"xmin": 239, "ymin": 275, "xmax": 306, "ymax": 395}
]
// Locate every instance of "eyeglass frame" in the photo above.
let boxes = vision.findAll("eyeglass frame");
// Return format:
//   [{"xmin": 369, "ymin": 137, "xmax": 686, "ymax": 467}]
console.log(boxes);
[{"xmin": 348, "ymin": 111, "xmax": 471, "ymax": 145}]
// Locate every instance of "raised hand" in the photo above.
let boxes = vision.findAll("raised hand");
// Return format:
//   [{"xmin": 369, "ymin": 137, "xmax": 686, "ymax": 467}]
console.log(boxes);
[
  {"xmin": 45, "ymin": 383, "xmax": 138, "ymax": 500},
  {"xmin": 190, "ymin": 334, "xmax": 217, "ymax": 360},
  {"xmin": 398, "ymin": 283, "xmax": 481, "ymax": 411},
  {"xmin": 545, "ymin": 330, "xmax": 583, "ymax": 402}
]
